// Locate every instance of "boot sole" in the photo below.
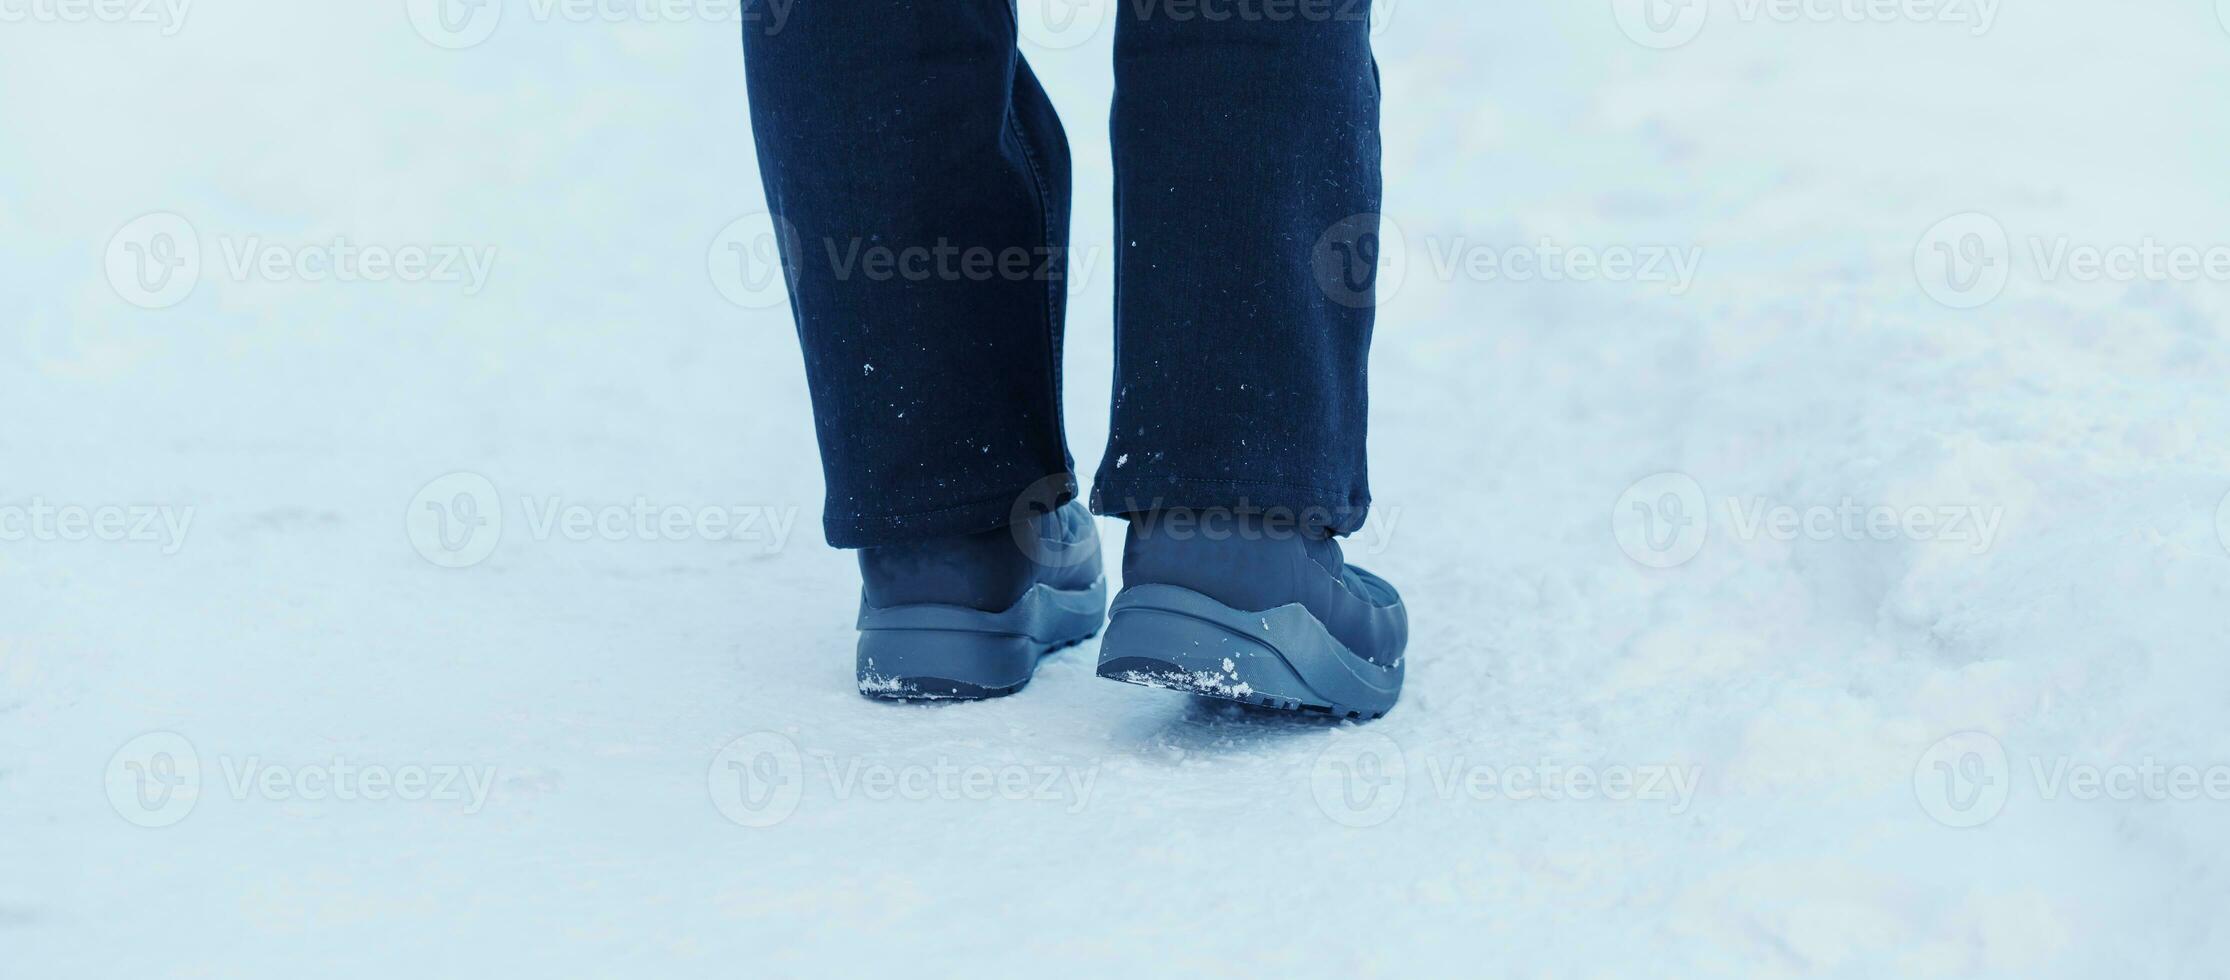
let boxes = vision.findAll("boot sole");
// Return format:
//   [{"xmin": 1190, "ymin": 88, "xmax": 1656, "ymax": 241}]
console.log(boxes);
[
  {"xmin": 1094, "ymin": 584, "xmax": 1404, "ymax": 720},
  {"xmin": 856, "ymin": 578, "xmax": 1107, "ymax": 701}
]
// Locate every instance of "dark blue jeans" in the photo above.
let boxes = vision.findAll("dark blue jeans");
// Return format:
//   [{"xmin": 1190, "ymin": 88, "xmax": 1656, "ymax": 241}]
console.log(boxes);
[{"xmin": 742, "ymin": 0, "xmax": 1381, "ymax": 548}]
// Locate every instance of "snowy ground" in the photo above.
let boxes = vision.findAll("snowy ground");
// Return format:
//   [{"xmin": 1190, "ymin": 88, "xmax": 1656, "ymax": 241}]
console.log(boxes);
[{"xmin": 6, "ymin": 2, "xmax": 2230, "ymax": 976}]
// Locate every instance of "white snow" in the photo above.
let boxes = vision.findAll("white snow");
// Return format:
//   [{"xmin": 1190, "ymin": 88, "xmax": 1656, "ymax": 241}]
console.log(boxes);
[{"xmin": 6, "ymin": 3, "xmax": 2230, "ymax": 977}]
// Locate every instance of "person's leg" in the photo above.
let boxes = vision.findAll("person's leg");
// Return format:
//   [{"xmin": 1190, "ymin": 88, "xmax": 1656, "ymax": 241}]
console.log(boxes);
[
  {"xmin": 1089, "ymin": 0, "xmax": 1382, "ymax": 531},
  {"xmin": 743, "ymin": 2, "xmax": 1104, "ymax": 699},
  {"xmin": 1089, "ymin": 2, "xmax": 1407, "ymax": 718},
  {"xmin": 743, "ymin": 0, "xmax": 1077, "ymax": 549}
]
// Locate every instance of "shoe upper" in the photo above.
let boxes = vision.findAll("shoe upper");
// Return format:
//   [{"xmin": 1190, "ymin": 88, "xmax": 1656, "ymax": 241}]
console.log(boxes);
[
  {"xmin": 859, "ymin": 500, "xmax": 1102, "ymax": 612},
  {"xmin": 1118, "ymin": 510, "xmax": 1407, "ymax": 668}
]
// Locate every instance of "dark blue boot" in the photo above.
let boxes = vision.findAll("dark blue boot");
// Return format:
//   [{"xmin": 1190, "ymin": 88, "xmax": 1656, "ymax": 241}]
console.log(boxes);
[
  {"xmin": 855, "ymin": 501, "xmax": 1106, "ymax": 700},
  {"xmin": 1096, "ymin": 511, "xmax": 1406, "ymax": 719}
]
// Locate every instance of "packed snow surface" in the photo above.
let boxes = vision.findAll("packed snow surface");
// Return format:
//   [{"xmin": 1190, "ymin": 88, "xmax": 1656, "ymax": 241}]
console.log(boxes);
[{"xmin": 6, "ymin": 3, "xmax": 2230, "ymax": 977}]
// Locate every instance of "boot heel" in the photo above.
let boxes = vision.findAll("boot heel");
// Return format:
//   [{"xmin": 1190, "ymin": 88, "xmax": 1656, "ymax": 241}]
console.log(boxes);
[
  {"xmin": 1096, "ymin": 605, "xmax": 1316, "ymax": 708},
  {"xmin": 853, "ymin": 577, "xmax": 1107, "ymax": 701},
  {"xmin": 857, "ymin": 630, "xmax": 1040, "ymax": 700},
  {"xmin": 1095, "ymin": 584, "xmax": 1399, "ymax": 719}
]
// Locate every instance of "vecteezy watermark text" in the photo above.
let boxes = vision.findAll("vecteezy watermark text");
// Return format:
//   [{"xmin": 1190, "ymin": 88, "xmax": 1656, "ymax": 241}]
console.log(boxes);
[
  {"xmin": 1915, "ymin": 730, "xmax": 2230, "ymax": 828},
  {"xmin": 214, "ymin": 756, "xmax": 497, "ymax": 813},
  {"xmin": 0, "ymin": 0, "xmax": 191, "ymax": 34},
  {"xmin": 408, "ymin": 0, "xmax": 796, "ymax": 49},
  {"xmin": 1419, "ymin": 236, "xmax": 1705, "ymax": 294},
  {"xmin": 105, "ymin": 212, "xmax": 498, "ymax": 310},
  {"xmin": 1916, "ymin": 211, "xmax": 2230, "ymax": 308},
  {"xmin": 0, "ymin": 498, "xmax": 194, "ymax": 554},
  {"xmin": 107, "ymin": 731, "xmax": 499, "ymax": 828},
  {"xmin": 1721, "ymin": 496, "xmax": 2002, "ymax": 552},
  {"xmin": 1311, "ymin": 731, "xmax": 1703, "ymax": 828},
  {"xmin": 1614, "ymin": 0, "xmax": 2000, "ymax": 50},
  {"xmin": 707, "ymin": 732, "xmax": 1099, "ymax": 828},
  {"xmin": 407, "ymin": 471, "xmax": 800, "ymax": 568},
  {"xmin": 1612, "ymin": 472, "xmax": 2004, "ymax": 568},
  {"xmin": 821, "ymin": 238, "xmax": 1102, "ymax": 288},
  {"xmin": 1083, "ymin": 495, "xmax": 1404, "ymax": 558},
  {"xmin": 1014, "ymin": 0, "xmax": 1391, "ymax": 53},
  {"xmin": 706, "ymin": 213, "xmax": 1112, "ymax": 311},
  {"xmin": 1312, "ymin": 214, "xmax": 1707, "ymax": 309}
]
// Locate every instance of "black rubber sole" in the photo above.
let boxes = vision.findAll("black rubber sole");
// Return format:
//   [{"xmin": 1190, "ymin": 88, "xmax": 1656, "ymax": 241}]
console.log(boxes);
[
  {"xmin": 855, "ymin": 578, "xmax": 1108, "ymax": 702},
  {"xmin": 1096, "ymin": 653, "xmax": 1387, "ymax": 721},
  {"xmin": 1094, "ymin": 585, "xmax": 1404, "ymax": 720},
  {"xmin": 1092, "ymin": 669, "xmax": 1386, "ymax": 720},
  {"xmin": 859, "ymin": 632, "xmax": 1097, "ymax": 702}
]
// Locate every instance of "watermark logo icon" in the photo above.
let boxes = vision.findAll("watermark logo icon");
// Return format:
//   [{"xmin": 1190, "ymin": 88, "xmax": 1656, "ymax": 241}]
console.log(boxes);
[
  {"xmin": 1915, "ymin": 212, "xmax": 2010, "ymax": 308},
  {"xmin": 709, "ymin": 211, "xmax": 802, "ymax": 311},
  {"xmin": 1312, "ymin": 212, "xmax": 1409, "ymax": 309},
  {"xmin": 1613, "ymin": 0, "xmax": 1707, "ymax": 49},
  {"xmin": 1006, "ymin": 473, "xmax": 1098, "ymax": 570},
  {"xmin": 709, "ymin": 732, "xmax": 804, "ymax": 828},
  {"xmin": 1311, "ymin": 731, "xmax": 1407, "ymax": 828},
  {"xmin": 1914, "ymin": 730, "xmax": 2011, "ymax": 828},
  {"xmin": 408, "ymin": 471, "xmax": 503, "ymax": 568},
  {"xmin": 107, "ymin": 731, "xmax": 202, "ymax": 828},
  {"xmin": 105, "ymin": 212, "xmax": 201, "ymax": 310},
  {"xmin": 2216, "ymin": 488, "xmax": 2230, "ymax": 558},
  {"xmin": 1016, "ymin": 0, "xmax": 1111, "ymax": 50},
  {"xmin": 1613, "ymin": 471, "xmax": 1709, "ymax": 568},
  {"xmin": 408, "ymin": 0, "xmax": 502, "ymax": 49}
]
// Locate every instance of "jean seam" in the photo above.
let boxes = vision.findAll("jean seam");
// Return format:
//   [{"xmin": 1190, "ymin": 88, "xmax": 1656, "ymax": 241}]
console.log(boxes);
[
  {"xmin": 827, "ymin": 486, "xmax": 1033, "ymax": 525},
  {"xmin": 1000, "ymin": 56, "xmax": 1066, "ymax": 469},
  {"xmin": 1097, "ymin": 474, "xmax": 1369, "ymax": 503}
]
